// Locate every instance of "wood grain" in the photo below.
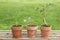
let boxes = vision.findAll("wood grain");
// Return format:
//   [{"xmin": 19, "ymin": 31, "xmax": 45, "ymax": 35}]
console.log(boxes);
[{"xmin": 0, "ymin": 30, "xmax": 60, "ymax": 40}]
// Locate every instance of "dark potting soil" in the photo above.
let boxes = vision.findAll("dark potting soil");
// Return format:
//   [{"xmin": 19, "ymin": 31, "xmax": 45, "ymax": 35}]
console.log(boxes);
[
  {"xmin": 27, "ymin": 25, "xmax": 37, "ymax": 27},
  {"xmin": 12, "ymin": 25, "xmax": 22, "ymax": 27},
  {"xmin": 41, "ymin": 24, "xmax": 50, "ymax": 27}
]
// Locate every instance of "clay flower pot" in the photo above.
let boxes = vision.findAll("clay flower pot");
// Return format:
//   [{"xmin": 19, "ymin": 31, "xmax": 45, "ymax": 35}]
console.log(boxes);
[
  {"xmin": 27, "ymin": 24, "xmax": 37, "ymax": 38},
  {"xmin": 40, "ymin": 25, "xmax": 51, "ymax": 38},
  {"xmin": 11, "ymin": 25, "xmax": 22, "ymax": 38}
]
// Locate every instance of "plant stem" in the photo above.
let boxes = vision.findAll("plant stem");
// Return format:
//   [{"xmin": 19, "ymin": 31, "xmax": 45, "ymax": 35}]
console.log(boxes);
[
  {"xmin": 16, "ymin": 11, "xmax": 18, "ymax": 25},
  {"xmin": 43, "ymin": 17, "xmax": 47, "ymax": 25},
  {"xmin": 43, "ymin": 5, "xmax": 47, "ymax": 25}
]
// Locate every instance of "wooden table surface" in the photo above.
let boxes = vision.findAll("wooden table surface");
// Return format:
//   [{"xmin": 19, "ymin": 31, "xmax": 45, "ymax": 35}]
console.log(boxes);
[{"xmin": 0, "ymin": 30, "xmax": 60, "ymax": 40}]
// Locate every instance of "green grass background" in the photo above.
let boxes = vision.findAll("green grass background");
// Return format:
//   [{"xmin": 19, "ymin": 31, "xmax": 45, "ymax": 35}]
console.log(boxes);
[{"xmin": 0, "ymin": 0, "xmax": 60, "ymax": 30}]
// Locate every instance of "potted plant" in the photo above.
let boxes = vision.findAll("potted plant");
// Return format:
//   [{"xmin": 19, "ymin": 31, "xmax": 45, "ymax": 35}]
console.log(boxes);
[
  {"xmin": 27, "ymin": 24, "xmax": 37, "ymax": 38},
  {"xmin": 25, "ymin": 17, "xmax": 38, "ymax": 38},
  {"xmin": 40, "ymin": 4, "xmax": 51, "ymax": 38},
  {"xmin": 11, "ymin": 12, "xmax": 22, "ymax": 38},
  {"xmin": 11, "ymin": 24, "xmax": 22, "ymax": 38}
]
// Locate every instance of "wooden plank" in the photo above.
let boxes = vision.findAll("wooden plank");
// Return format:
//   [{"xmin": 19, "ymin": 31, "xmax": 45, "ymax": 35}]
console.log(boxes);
[
  {"xmin": 0, "ymin": 37, "xmax": 60, "ymax": 40},
  {"xmin": 0, "ymin": 30, "xmax": 60, "ymax": 40}
]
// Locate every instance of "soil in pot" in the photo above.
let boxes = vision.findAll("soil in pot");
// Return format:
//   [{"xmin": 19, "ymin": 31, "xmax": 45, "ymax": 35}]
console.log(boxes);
[
  {"xmin": 40, "ymin": 24, "xmax": 51, "ymax": 38},
  {"xmin": 27, "ymin": 25, "xmax": 37, "ymax": 38},
  {"xmin": 11, "ymin": 25, "xmax": 22, "ymax": 38}
]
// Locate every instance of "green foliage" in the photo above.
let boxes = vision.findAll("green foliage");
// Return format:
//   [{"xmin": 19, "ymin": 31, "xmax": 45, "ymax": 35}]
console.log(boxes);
[
  {"xmin": 40, "ymin": 3, "xmax": 52, "ymax": 25},
  {"xmin": 0, "ymin": 0, "xmax": 60, "ymax": 30}
]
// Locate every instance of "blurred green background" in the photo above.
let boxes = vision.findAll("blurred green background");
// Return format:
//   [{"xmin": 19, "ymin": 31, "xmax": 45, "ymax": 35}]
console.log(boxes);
[{"xmin": 0, "ymin": 0, "xmax": 60, "ymax": 30}]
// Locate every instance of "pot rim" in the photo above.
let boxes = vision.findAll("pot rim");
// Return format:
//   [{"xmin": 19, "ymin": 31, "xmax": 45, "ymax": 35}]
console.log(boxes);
[
  {"xmin": 41, "ymin": 24, "xmax": 51, "ymax": 27},
  {"xmin": 26, "ymin": 24, "xmax": 37, "ymax": 27},
  {"xmin": 12, "ymin": 24, "xmax": 22, "ymax": 27},
  {"xmin": 27, "ymin": 24, "xmax": 37, "ymax": 26}
]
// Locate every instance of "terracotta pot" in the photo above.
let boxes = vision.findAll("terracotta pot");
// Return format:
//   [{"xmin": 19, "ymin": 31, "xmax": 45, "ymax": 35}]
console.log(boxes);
[
  {"xmin": 27, "ymin": 25, "xmax": 37, "ymax": 38},
  {"xmin": 40, "ymin": 25, "xmax": 51, "ymax": 38},
  {"xmin": 11, "ymin": 25, "xmax": 22, "ymax": 38}
]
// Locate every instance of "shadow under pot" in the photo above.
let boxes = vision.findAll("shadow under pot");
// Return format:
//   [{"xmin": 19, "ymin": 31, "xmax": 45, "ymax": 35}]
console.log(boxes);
[
  {"xmin": 27, "ymin": 25, "xmax": 37, "ymax": 38},
  {"xmin": 11, "ymin": 25, "xmax": 22, "ymax": 38},
  {"xmin": 40, "ymin": 25, "xmax": 51, "ymax": 38}
]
